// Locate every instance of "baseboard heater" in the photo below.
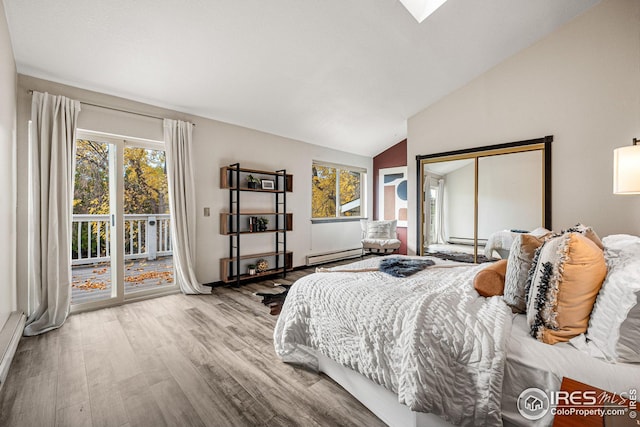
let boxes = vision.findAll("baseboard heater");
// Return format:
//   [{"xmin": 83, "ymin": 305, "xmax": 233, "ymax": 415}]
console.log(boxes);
[
  {"xmin": 0, "ymin": 311, "xmax": 25, "ymax": 392},
  {"xmin": 306, "ymin": 248, "xmax": 362, "ymax": 266},
  {"xmin": 447, "ymin": 237, "xmax": 488, "ymax": 246}
]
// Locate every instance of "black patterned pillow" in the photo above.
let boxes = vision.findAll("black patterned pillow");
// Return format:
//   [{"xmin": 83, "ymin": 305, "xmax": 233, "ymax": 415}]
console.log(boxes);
[{"xmin": 525, "ymin": 233, "xmax": 606, "ymax": 344}]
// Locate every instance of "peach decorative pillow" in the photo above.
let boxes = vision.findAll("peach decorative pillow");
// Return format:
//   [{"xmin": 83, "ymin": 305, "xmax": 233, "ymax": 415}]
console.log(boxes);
[
  {"xmin": 525, "ymin": 232, "xmax": 607, "ymax": 345},
  {"xmin": 503, "ymin": 234, "xmax": 546, "ymax": 313},
  {"xmin": 474, "ymin": 259, "xmax": 508, "ymax": 297}
]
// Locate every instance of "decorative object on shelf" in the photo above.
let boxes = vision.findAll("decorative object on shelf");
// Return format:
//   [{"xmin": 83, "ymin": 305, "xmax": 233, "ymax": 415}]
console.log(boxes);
[
  {"xmin": 247, "ymin": 174, "xmax": 260, "ymax": 189},
  {"xmin": 256, "ymin": 258, "xmax": 269, "ymax": 273},
  {"xmin": 257, "ymin": 217, "xmax": 269, "ymax": 232},
  {"xmin": 248, "ymin": 216, "xmax": 258, "ymax": 232},
  {"xmin": 261, "ymin": 179, "xmax": 275, "ymax": 190},
  {"xmin": 248, "ymin": 264, "xmax": 256, "ymax": 276}
]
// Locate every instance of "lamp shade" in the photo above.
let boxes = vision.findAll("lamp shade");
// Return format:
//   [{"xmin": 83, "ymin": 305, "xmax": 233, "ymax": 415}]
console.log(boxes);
[{"xmin": 614, "ymin": 145, "xmax": 640, "ymax": 194}]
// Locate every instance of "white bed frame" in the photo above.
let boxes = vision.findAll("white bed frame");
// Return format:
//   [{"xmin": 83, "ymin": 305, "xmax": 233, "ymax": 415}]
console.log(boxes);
[{"xmin": 317, "ymin": 352, "xmax": 453, "ymax": 427}]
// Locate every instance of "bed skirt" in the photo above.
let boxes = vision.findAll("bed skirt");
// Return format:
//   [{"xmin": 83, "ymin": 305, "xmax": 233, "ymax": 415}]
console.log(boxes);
[{"xmin": 317, "ymin": 352, "xmax": 453, "ymax": 427}]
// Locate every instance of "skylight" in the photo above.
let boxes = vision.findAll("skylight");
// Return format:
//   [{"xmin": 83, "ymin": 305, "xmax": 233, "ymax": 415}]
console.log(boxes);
[{"xmin": 399, "ymin": 0, "xmax": 448, "ymax": 23}]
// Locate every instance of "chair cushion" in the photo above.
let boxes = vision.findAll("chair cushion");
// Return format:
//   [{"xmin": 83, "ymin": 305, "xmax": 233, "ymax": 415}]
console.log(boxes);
[{"xmin": 362, "ymin": 238, "xmax": 401, "ymax": 250}]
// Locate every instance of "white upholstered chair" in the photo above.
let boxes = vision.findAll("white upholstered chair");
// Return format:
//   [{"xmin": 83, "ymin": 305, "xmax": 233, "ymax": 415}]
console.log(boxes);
[{"xmin": 360, "ymin": 219, "xmax": 401, "ymax": 255}]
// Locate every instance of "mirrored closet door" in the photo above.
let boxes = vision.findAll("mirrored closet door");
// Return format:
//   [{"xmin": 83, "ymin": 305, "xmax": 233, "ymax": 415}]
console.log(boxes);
[{"xmin": 417, "ymin": 136, "xmax": 552, "ymax": 262}]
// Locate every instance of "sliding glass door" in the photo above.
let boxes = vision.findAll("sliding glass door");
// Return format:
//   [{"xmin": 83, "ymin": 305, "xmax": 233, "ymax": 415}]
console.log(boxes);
[
  {"xmin": 71, "ymin": 130, "xmax": 176, "ymax": 311},
  {"xmin": 71, "ymin": 139, "xmax": 114, "ymax": 305},
  {"xmin": 123, "ymin": 145, "xmax": 174, "ymax": 296}
]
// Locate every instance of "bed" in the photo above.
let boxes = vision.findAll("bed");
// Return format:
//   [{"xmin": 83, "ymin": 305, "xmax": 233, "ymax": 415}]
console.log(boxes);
[{"xmin": 274, "ymin": 247, "xmax": 640, "ymax": 427}]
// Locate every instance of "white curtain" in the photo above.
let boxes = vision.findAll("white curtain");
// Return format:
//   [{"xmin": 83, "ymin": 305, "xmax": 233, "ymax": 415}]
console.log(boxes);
[
  {"xmin": 423, "ymin": 173, "xmax": 432, "ymax": 246},
  {"xmin": 436, "ymin": 178, "xmax": 446, "ymax": 244},
  {"xmin": 25, "ymin": 91, "xmax": 81, "ymax": 336},
  {"xmin": 164, "ymin": 119, "xmax": 210, "ymax": 294}
]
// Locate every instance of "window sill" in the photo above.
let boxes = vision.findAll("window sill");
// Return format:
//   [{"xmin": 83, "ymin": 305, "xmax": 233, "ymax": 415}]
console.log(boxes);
[{"xmin": 311, "ymin": 217, "xmax": 367, "ymax": 224}]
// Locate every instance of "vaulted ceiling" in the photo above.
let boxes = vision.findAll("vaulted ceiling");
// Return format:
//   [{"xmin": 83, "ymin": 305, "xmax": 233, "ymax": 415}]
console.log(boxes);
[{"xmin": 3, "ymin": 0, "xmax": 599, "ymax": 156}]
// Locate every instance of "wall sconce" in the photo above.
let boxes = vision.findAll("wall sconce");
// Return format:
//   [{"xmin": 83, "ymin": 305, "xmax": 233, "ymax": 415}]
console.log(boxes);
[{"xmin": 614, "ymin": 138, "xmax": 640, "ymax": 194}]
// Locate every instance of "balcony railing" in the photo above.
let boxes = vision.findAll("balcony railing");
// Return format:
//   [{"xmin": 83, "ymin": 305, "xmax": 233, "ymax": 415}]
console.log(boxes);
[{"xmin": 72, "ymin": 214, "xmax": 172, "ymax": 266}]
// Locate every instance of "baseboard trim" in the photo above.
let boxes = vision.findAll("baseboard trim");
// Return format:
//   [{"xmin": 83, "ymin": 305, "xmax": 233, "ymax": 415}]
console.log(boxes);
[{"xmin": 0, "ymin": 311, "xmax": 26, "ymax": 392}]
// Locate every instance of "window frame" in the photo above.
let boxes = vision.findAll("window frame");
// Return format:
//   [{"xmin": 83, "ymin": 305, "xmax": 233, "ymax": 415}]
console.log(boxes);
[{"xmin": 311, "ymin": 161, "xmax": 367, "ymax": 223}]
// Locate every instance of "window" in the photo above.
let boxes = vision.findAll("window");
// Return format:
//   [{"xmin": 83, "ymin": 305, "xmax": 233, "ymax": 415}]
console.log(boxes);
[{"xmin": 312, "ymin": 162, "xmax": 366, "ymax": 220}]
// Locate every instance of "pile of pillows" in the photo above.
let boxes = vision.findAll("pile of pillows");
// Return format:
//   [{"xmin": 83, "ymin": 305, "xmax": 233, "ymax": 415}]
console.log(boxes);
[{"xmin": 473, "ymin": 224, "xmax": 640, "ymax": 364}]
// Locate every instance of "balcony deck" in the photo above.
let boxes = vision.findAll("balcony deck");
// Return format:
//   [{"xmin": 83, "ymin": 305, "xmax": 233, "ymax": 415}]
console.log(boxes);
[{"xmin": 71, "ymin": 256, "xmax": 174, "ymax": 305}]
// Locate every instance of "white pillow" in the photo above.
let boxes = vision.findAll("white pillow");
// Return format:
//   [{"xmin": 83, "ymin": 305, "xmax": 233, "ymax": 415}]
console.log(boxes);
[
  {"xmin": 586, "ymin": 234, "xmax": 640, "ymax": 363},
  {"xmin": 360, "ymin": 220, "xmax": 397, "ymax": 239}
]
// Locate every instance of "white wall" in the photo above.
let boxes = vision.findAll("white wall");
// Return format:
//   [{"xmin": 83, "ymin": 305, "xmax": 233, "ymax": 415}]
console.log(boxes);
[
  {"xmin": 408, "ymin": 0, "xmax": 640, "ymax": 254},
  {"xmin": 477, "ymin": 150, "xmax": 542, "ymax": 239},
  {"xmin": 15, "ymin": 75, "xmax": 372, "ymax": 311},
  {"xmin": 443, "ymin": 163, "xmax": 474, "ymax": 240},
  {"xmin": 0, "ymin": 1, "xmax": 17, "ymax": 328},
  {"xmin": 429, "ymin": 151, "xmax": 542, "ymax": 243}
]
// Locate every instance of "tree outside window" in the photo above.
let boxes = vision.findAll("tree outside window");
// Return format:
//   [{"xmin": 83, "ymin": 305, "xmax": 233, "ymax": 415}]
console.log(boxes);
[
  {"xmin": 73, "ymin": 140, "xmax": 168, "ymax": 216},
  {"xmin": 312, "ymin": 162, "xmax": 365, "ymax": 219}
]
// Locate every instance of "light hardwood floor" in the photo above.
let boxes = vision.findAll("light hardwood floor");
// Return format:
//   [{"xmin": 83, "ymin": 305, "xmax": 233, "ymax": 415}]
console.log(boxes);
[{"xmin": 0, "ymin": 258, "xmax": 385, "ymax": 427}]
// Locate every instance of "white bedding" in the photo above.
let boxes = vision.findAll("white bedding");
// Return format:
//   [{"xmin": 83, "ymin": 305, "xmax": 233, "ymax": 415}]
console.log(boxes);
[
  {"xmin": 274, "ymin": 256, "xmax": 512, "ymax": 426},
  {"xmin": 274, "ymin": 256, "xmax": 640, "ymax": 427},
  {"xmin": 502, "ymin": 314, "xmax": 640, "ymax": 426}
]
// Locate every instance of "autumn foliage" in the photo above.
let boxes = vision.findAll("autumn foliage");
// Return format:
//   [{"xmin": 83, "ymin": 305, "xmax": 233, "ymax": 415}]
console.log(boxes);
[
  {"xmin": 73, "ymin": 140, "xmax": 169, "ymax": 216},
  {"xmin": 72, "ymin": 140, "xmax": 169, "ymax": 259},
  {"xmin": 312, "ymin": 165, "xmax": 361, "ymax": 218}
]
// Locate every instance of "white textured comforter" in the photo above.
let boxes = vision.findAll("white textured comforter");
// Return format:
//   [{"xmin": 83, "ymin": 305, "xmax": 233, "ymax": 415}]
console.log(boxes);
[{"xmin": 274, "ymin": 256, "xmax": 512, "ymax": 426}]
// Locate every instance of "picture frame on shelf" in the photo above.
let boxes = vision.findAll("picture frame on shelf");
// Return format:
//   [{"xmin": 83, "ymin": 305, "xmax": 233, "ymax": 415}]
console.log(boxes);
[{"xmin": 261, "ymin": 179, "xmax": 275, "ymax": 190}]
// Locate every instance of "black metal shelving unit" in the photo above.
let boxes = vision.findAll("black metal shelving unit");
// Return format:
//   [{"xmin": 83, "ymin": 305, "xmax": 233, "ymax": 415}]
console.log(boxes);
[{"xmin": 220, "ymin": 164, "xmax": 293, "ymax": 286}]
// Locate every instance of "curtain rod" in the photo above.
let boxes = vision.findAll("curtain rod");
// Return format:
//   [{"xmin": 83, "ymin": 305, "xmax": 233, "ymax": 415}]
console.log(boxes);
[{"xmin": 27, "ymin": 89, "xmax": 195, "ymax": 126}]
